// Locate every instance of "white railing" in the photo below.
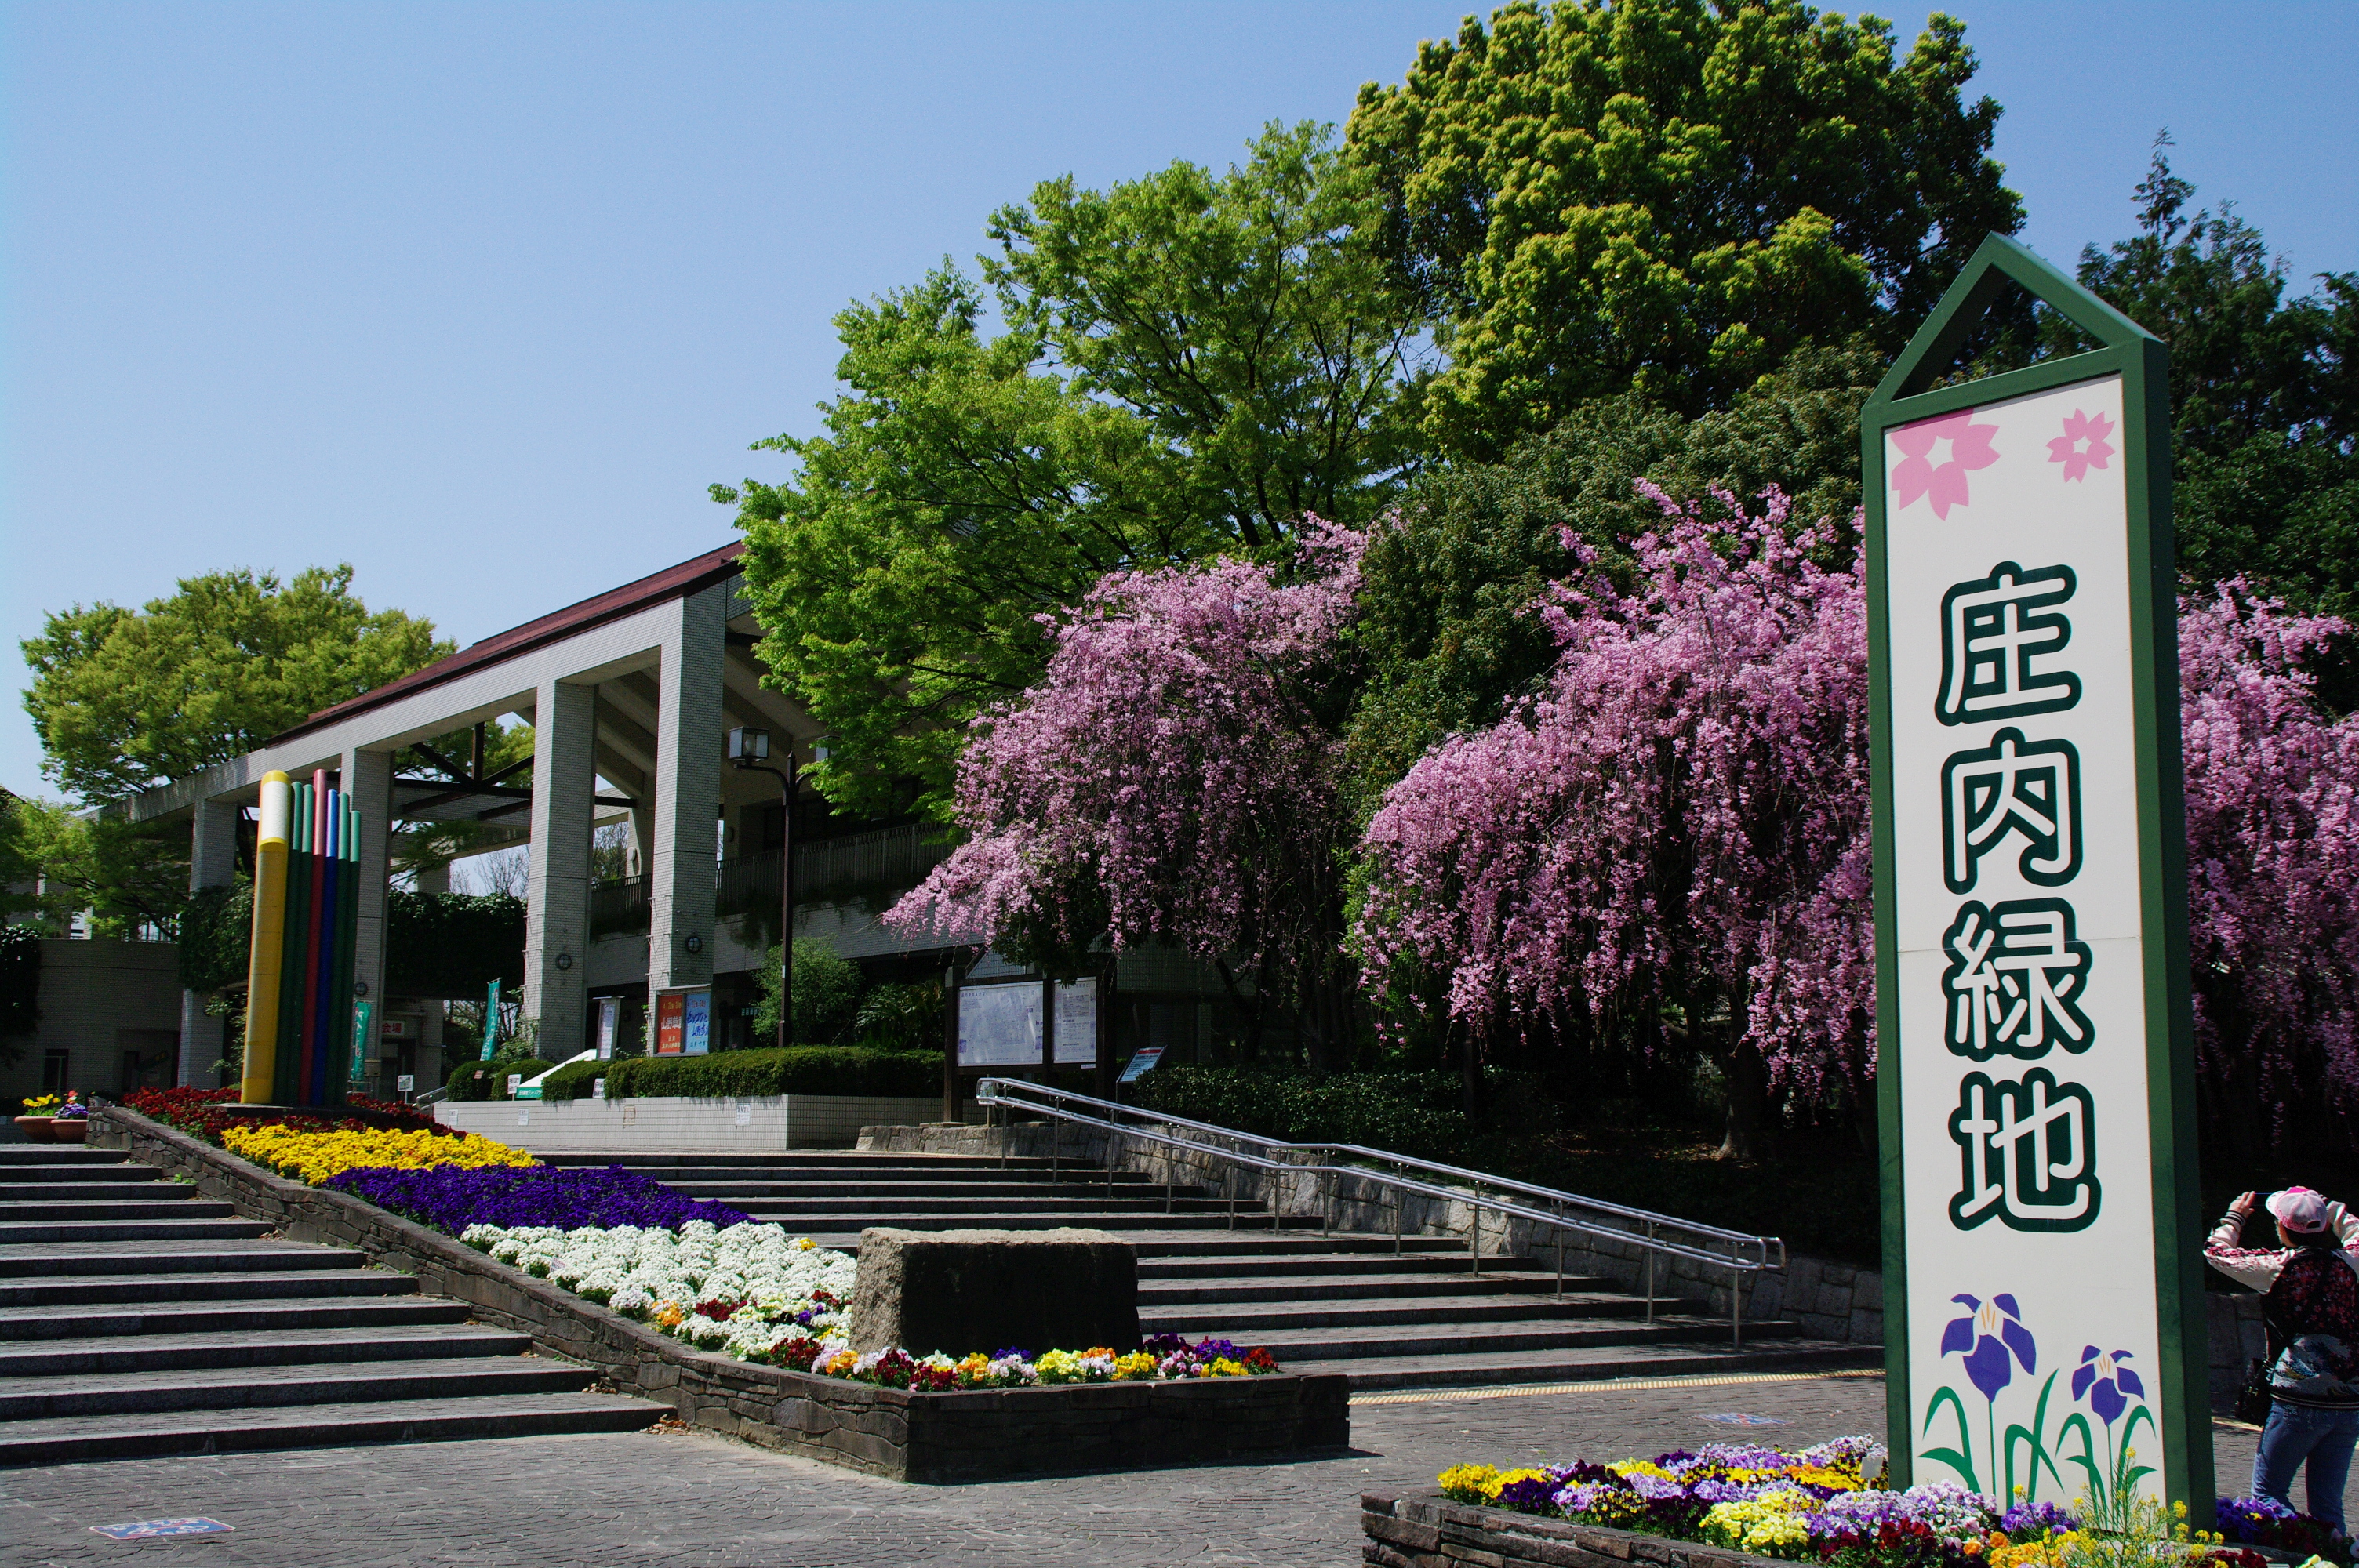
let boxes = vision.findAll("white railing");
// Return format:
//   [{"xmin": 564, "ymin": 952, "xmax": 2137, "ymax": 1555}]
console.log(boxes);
[{"xmin": 973, "ymin": 1076, "xmax": 1786, "ymax": 1349}]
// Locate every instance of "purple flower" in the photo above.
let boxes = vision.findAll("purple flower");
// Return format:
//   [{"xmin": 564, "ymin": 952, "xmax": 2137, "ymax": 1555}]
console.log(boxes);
[
  {"xmin": 322, "ymin": 1163, "xmax": 751, "ymax": 1232},
  {"xmin": 2002, "ymin": 1501, "xmax": 2079, "ymax": 1537},
  {"xmin": 1940, "ymin": 1293, "xmax": 2036, "ymax": 1401},
  {"xmin": 2070, "ymin": 1345, "xmax": 2145, "ymax": 1427}
]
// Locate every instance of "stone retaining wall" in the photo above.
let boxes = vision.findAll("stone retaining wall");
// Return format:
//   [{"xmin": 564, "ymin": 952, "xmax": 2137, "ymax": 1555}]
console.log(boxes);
[
  {"xmin": 434, "ymin": 1094, "xmax": 944, "ymax": 1152},
  {"xmin": 1364, "ymin": 1494, "xmax": 1787, "ymax": 1568},
  {"xmin": 88, "ymin": 1105, "xmax": 1349, "ymax": 1483}
]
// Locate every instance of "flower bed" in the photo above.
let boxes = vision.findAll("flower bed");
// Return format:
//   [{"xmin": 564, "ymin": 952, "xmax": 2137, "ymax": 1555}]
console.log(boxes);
[
  {"xmin": 2215, "ymin": 1495, "xmax": 2350, "ymax": 1561},
  {"xmin": 1436, "ymin": 1442, "xmax": 2270, "ymax": 1568},
  {"xmin": 460, "ymin": 1219, "xmax": 1287, "ymax": 1388},
  {"xmin": 123, "ymin": 1086, "xmax": 448, "ymax": 1142},
  {"xmin": 222, "ymin": 1123, "xmax": 534, "ymax": 1184},
  {"xmin": 336, "ymin": 1165, "xmax": 753, "ymax": 1234}
]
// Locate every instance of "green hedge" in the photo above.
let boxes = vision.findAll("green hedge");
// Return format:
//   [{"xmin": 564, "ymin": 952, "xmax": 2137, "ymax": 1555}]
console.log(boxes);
[
  {"xmin": 542, "ymin": 1046, "xmax": 942, "ymax": 1102},
  {"xmin": 445, "ymin": 1056, "xmax": 558, "ymax": 1102},
  {"xmin": 179, "ymin": 885, "xmax": 523, "ymax": 999}
]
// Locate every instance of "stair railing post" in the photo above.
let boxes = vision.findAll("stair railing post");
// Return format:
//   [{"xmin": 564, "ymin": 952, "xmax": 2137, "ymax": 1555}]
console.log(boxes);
[
  {"xmin": 1051, "ymin": 1118, "xmax": 1060, "ymax": 1182},
  {"xmin": 1644, "ymin": 1221, "xmax": 1656, "ymax": 1325},
  {"xmin": 1730, "ymin": 1246, "xmax": 1743, "ymax": 1351},
  {"xmin": 1392, "ymin": 1163, "xmax": 1404, "ymax": 1255},
  {"xmin": 1554, "ymin": 1219, "xmax": 1565, "ymax": 1302},
  {"xmin": 1469, "ymin": 1189, "xmax": 1480, "ymax": 1275}
]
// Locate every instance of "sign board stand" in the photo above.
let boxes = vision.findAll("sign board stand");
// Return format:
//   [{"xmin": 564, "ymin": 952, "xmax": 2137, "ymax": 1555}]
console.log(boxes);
[{"xmin": 1865, "ymin": 234, "xmax": 2206, "ymax": 1508}]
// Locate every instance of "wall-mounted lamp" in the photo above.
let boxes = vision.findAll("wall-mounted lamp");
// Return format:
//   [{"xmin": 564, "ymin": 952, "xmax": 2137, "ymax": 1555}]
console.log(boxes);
[
  {"xmin": 554, "ymin": 952, "xmax": 574, "ymax": 971},
  {"xmin": 685, "ymin": 934, "xmax": 704, "ymax": 955},
  {"xmin": 353, "ymin": 979, "xmax": 370, "ymax": 998}
]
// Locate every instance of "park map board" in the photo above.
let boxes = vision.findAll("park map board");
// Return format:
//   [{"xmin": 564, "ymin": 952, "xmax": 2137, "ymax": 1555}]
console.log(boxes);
[{"xmin": 1864, "ymin": 237, "xmax": 2209, "ymax": 1508}]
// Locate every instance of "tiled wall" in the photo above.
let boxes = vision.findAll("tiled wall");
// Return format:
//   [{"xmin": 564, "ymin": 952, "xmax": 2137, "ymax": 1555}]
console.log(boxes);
[{"xmin": 435, "ymin": 1094, "xmax": 943, "ymax": 1152}]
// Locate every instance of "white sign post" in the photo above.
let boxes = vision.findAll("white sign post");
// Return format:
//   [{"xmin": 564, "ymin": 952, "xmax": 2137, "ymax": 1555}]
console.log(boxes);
[{"xmin": 1866, "ymin": 238, "xmax": 2208, "ymax": 1509}]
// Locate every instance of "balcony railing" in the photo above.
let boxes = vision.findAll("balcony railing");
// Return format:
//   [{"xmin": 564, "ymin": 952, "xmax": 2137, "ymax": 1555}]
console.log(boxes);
[{"xmin": 586, "ymin": 823, "xmax": 954, "ymax": 940}]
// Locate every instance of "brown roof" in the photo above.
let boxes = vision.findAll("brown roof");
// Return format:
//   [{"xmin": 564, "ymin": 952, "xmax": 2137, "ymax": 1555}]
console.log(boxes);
[{"xmin": 269, "ymin": 540, "xmax": 746, "ymax": 746}]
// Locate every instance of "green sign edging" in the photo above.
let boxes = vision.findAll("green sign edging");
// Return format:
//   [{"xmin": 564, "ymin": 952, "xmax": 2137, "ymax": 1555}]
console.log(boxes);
[{"xmin": 1861, "ymin": 234, "xmax": 2208, "ymax": 1507}]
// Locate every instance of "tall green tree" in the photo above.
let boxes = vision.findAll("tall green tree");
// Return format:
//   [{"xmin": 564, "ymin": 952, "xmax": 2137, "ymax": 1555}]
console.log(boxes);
[
  {"xmin": 2067, "ymin": 140, "xmax": 2358, "ymax": 619},
  {"xmin": 721, "ymin": 124, "xmax": 1423, "ymax": 817},
  {"xmin": 1345, "ymin": 0, "xmax": 2023, "ymax": 456},
  {"xmin": 22, "ymin": 565, "xmax": 448, "ymax": 804}
]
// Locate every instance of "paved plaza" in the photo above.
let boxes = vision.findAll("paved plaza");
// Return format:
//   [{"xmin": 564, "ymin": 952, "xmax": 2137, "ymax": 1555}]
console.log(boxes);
[{"xmin": 0, "ymin": 1372, "xmax": 2316, "ymax": 1568}]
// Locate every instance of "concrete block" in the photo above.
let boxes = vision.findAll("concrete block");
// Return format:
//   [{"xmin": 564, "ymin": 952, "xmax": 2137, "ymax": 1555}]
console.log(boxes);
[
  {"xmin": 1848, "ymin": 1309, "xmax": 1882, "ymax": 1345},
  {"xmin": 848, "ymin": 1226, "xmax": 1138, "ymax": 1356},
  {"xmin": 1822, "ymin": 1264, "xmax": 1856, "ymax": 1287},
  {"xmin": 1851, "ymin": 1272, "xmax": 1882, "ymax": 1310}
]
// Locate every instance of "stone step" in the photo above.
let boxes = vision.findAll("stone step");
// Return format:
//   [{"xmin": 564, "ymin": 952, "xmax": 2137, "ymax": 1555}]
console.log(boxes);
[
  {"xmin": 0, "ymin": 1163, "xmax": 168, "ymax": 1184},
  {"xmin": 0, "ymin": 1354, "xmax": 603, "ymax": 1421},
  {"xmin": 736, "ymin": 1194, "xmax": 1247, "ymax": 1217},
  {"xmin": 0, "ymin": 1147, "xmax": 125, "ymax": 1166},
  {"xmin": 0, "ymin": 1268, "xmax": 420, "ymax": 1309},
  {"xmin": 0, "ymin": 1218, "xmax": 273, "ymax": 1244},
  {"xmin": 0, "ymin": 1322, "xmax": 533, "ymax": 1378},
  {"xmin": 0, "ymin": 1198, "xmax": 234, "ymax": 1221},
  {"xmin": 754, "ymin": 1210, "xmax": 1324, "ymax": 1232},
  {"xmin": 0, "ymin": 1391, "xmax": 666, "ymax": 1466},
  {"xmin": 0, "ymin": 1181, "xmax": 197, "ymax": 1203},
  {"xmin": 536, "ymin": 1152, "xmax": 1061, "ymax": 1171},
  {"xmin": 1134, "ymin": 1248, "xmax": 1537, "ymax": 1279},
  {"xmin": 1136, "ymin": 1271, "xmax": 1619, "ymax": 1305},
  {"xmin": 1296, "ymin": 1338, "xmax": 1884, "ymax": 1391},
  {"xmin": 1196, "ymin": 1315, "xmax": 1803, "ymax": 1363},
  {"xmin": 0, "ymin": 1241, "xmax": 366, "ymax": 1278},
  {"xmin": 0, "ymin": 1294, "xmax": 473, "ymax": 1341},
  {"xmin": 1140, "ymin": 1290, "xmax": 1712, "ymax": 1335},
  {"xmin": 660, "ymin": 1179, "xmax": 1198, "ymax": 1201}
]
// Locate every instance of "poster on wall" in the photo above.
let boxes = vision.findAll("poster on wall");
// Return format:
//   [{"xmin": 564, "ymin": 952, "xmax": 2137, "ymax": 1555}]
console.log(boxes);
[
  {"xmin": 1051, "ymin": 979, "xmax": 1097, "ymax": 1065},
  {"xmin": 682, "ymin": 989, "xmax": 711, "ymax": 1056},
  {"xmin": 1865, "ymin": 237, "xmax": 2207, "ymax": 1506},
  {"xmin": 957, "ymin": 982, "xmax": 1043, "ymax": 1067},
  {"xmin": 596, "ymin": 997, "xmax": 620, "ymax": 1061},
  {"xmin": 654, "ymin": 990, "xmax": 685, "ymax": 1054}
]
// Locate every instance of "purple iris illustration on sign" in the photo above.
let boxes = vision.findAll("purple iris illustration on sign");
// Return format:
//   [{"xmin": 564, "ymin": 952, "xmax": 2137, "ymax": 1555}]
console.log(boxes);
[
  {"xmin": 1943, "ymin": 1292, "xmax": 2038, "ymax": 1396},
  {"xmin": 2072, "ymin": 1345, "xmax": 2145, "ymax": 1426}
]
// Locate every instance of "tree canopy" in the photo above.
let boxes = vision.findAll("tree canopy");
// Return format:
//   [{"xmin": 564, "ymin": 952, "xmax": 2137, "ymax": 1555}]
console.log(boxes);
[
  {"xmin": 1344, "ymin": 0, "xmax": 2022, "ymax": 456},
  {"xmin": 20, "ymin": 565, "xmax": 448, "ymax": 804},
  {"xmin": 2069, "ymin": 140, "xmax": 2358, "ymax": 620},
  {"xmin": 722, "ymin": 124, "xmax": 1421, "ymax": 817}
]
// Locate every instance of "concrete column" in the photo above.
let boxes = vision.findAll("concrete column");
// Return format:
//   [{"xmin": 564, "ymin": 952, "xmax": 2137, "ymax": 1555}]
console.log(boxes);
[
  {"xmin": 525, "ymin": 679, "xmax": 598, "ymax": 1060},
  {"xmin": 649, "ymin": 583, "xmax": 726, "ymax": 995},
  {"xmin": 178, "ymin": 794, "xmax": 239, "ymax": 1087},
  {"xmin": 342, "ymin": 748, "xmax": 393, "ymax": 1095}
]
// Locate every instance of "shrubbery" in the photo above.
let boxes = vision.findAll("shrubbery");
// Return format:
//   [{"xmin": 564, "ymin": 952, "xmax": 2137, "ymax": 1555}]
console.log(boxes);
[
  {"xmin": 540, "ymin": 1044, "xmax": 940, "ymax": 1102},
  {"xmin": 445, "ymin": 1057, "xmax": 558, "ymax": 1102}
]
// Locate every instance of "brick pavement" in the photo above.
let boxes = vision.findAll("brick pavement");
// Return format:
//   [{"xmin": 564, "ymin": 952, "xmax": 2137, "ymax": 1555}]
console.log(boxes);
[{"xmin": 0, "ymin": 1374, "xmax": 2317, "ymax": 1568}]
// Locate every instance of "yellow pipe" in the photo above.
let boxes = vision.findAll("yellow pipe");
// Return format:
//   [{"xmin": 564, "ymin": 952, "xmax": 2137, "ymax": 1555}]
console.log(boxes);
[{"xmin": 240, "ymin": 771, "xmax": 293, "ymax": 1105}]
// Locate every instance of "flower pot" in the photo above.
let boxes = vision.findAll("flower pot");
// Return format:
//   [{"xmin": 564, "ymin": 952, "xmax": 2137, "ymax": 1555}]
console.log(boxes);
[
  {"xmin": 11, "ymin": 1116, "xmax": 55, "ymax": 1142},
  {"xmin": 50, "ymin": 1119, "xmax": 89, "ymax": 1143}
]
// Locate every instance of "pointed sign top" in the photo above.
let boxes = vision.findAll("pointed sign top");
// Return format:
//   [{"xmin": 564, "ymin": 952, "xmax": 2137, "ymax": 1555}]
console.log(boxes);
[{"xmin": 1874, "ymin": 234, "xmax": 2158, "ymax": 408}]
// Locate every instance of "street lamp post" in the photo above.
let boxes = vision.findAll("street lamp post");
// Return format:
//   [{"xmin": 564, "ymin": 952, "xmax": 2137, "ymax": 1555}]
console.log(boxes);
[{"xmin": 727, "ymin": 727, "xmax": 796, "ymax": 1049}]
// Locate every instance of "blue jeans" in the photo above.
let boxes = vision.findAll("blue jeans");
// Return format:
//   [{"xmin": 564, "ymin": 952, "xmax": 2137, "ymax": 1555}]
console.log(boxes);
[{"xmin": 2254, "ymin": 1401, "xmax": 2359, "ymax": 1532}]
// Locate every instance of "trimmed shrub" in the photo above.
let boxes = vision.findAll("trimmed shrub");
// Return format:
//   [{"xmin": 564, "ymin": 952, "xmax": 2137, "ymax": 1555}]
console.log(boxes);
[
  {"xmin": 541, "ymin": 1045, "xmax": 940, "ymax": 1102},
  {"xmin": 444, "ymin": 1056, "xmax": 558, "ymax": 1102}
]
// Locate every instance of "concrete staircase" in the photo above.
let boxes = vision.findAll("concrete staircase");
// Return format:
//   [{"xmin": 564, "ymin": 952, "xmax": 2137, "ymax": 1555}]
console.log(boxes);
[
  {"xmin": 541, "ymin": 1150, "xmax": 1877, "ymax": 1392},
  {"xmin": 0, "ymin": 1144, "xmax": 664, "ymax": 1465}
]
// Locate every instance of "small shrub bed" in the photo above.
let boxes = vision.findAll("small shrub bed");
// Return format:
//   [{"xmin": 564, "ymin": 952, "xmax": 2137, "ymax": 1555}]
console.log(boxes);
[
  {"xmin": 540, "ymin": 1045, "xmax": 940, "ymax": 1102},
  {"xmin": 445, "ymin": 1058, "xmax": 558, "ymax": 1102}
]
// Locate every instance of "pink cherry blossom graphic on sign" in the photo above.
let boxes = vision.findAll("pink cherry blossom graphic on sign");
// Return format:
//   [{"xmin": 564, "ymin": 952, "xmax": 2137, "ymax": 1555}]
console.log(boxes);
[
  {"xmin": 2046, "ymin": 408, "xmax": 2116, "ymax": 482},
  {"xmin": 1891, "ymin": 410, "xmax": 2000, "ymax": 519}
]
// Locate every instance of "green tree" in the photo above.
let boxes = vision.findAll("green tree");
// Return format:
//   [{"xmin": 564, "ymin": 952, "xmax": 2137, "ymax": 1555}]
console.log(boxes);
[
  {"xmin": 1345, "ymin": 0, "xmax": 2023, "ymax": 456},
  {"xmin": 750, "ymin": 940, "xmax": 866, "ymax": 1046},
  {"xmin": 721, "ymin": 124, "xmax": 1423, "ymax": 817},
  {"xmin": 21, "ymin": 565, "xmax": 449, "ymax": 804},
  {"xmin": 2067, "ymin": 139, "xmax": 2359, "ymax": 619},
  {"xmin": 1345, "ymin": 347, "xmax": 1877, "ymax": 814}
]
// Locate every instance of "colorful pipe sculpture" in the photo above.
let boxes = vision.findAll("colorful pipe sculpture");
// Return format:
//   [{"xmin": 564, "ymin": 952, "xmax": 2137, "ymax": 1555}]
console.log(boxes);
[{"xmin": 239, "ymin": 768, "xmax": 362, "ymax": 1106}]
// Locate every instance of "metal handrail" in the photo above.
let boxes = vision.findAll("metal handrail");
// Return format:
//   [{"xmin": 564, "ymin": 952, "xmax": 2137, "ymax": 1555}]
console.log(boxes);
[{"xmin": 973, "ymin": 1076, "xmax": 1786, "ymax": 1349}]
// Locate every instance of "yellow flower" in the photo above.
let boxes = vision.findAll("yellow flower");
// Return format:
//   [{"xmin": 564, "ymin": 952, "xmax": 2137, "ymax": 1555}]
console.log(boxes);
[
  {"xmin": 1110, "ymin": 1352, "xmax": 1158, "ymax": 1381},
  {"xmin": 1438, "ymin": 1465, "xmax": 1499, "ymax": 1503},
  {"xmin": 221, "ymin": 1124, "xmax": 534, "ymax": 1185}
]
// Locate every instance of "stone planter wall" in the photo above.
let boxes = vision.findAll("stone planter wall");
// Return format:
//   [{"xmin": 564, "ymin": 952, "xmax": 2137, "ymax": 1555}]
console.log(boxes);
[
  {"xmin": 1364, "ymin": 1494, "xmax": 1789, "ymax": 1568},
  {"xmin": 87, "ymin": 1105, "xmax": 1349, "ymax": 1482},
  {"xmin": 436, "ymin": 1094, "xmax": 944, "ymax": 1152}
]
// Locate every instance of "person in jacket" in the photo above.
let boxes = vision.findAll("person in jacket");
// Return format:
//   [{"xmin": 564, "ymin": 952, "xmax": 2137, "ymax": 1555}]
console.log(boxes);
[{"xmin": 2208, "ymin": 1186, "xmax": 2359, "ymax": 1531}]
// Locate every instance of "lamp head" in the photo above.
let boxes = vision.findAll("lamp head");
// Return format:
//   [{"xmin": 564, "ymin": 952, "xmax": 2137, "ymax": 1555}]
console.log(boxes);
[{"xmin": 726, "ymin": 727, "xmax": 770, "ymax": 766}]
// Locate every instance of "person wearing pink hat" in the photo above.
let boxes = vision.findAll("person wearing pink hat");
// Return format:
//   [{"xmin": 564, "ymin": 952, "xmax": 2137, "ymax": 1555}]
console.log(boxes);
[{"xmin": 2209, "ymin": 1186, "xmax": 2359, "ymax": 1530}]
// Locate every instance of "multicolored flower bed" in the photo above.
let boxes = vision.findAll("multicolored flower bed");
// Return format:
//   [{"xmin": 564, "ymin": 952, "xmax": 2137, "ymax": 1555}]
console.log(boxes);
[
  {"xmin": 2215, "ymin": 1494, "xmax": 2350, "ymax": 1560},
  {"xmin": 340, "ymin": 1165, "xmax": 751, "ymax": 1235},
  {"xmin": 1437, "ymin": 1442, "xmax": 2270, "ymax": 1568},
  {"xmin": 460, "ymin": 1220, "xmax": 1286, "ymax": 1386},
  {"xmin": 124, "ymin": 1086, "xmax": 449, "ymax": 1142},
  {"xmin": 222, "ymin": 1123, "xmax": 535, "ymax": 1185}
]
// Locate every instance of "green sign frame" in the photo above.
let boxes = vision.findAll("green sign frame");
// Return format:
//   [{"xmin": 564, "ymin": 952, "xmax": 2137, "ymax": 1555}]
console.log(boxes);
[{"xmin": 1863, "ymin": 234, "xmax": 2207, "ymax": 1504}]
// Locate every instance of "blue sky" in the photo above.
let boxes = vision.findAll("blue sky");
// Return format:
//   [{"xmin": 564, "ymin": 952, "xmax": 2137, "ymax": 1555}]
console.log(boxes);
[{"xmin": 3, "ymin": 0, "xmax": 2354, "ymax": 801}]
